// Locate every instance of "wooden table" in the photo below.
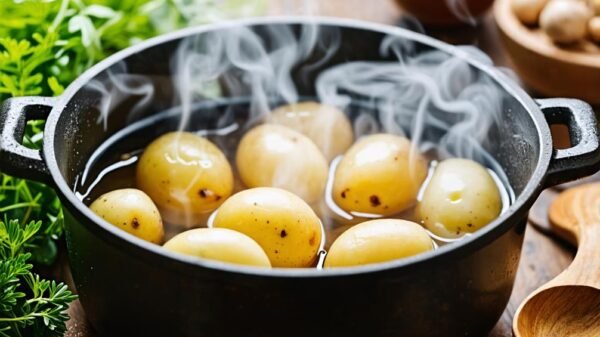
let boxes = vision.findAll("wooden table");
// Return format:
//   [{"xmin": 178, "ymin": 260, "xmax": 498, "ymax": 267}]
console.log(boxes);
[{"xmin": 64, "ymin": 1, "xmax": 578, "ymax": 336}]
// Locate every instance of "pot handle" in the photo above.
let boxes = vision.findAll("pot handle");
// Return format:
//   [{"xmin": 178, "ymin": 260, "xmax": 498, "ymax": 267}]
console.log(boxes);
[
  {"xmin": 0, "ymin": 96, "xmax": 56, "ymax": 184},
  {"xmin": 538, "ymin": 98, "xmax": 600, "ymax": 187}
]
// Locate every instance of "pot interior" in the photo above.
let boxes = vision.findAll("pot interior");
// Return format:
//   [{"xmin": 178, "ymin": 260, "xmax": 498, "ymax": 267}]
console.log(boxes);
[{"xmin": 51, "ymin": 20, "xmax": 542, "ymax": 259}]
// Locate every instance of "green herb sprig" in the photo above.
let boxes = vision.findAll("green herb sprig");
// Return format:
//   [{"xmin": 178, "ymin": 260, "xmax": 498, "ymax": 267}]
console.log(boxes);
[
  {"xmin": 0, "ymin": 220, "xmax": 77, "ymax": 337},
  {"xmin": 0, "ymin": 0, "xmax": 266, "ymax": 266},
  {"xmin": 0, "ymin": 1, "xmax": 265, "ymax": 336},
  {"xmin": 0, "ymin": 0, "xmax": 162, "ymax": 266}
]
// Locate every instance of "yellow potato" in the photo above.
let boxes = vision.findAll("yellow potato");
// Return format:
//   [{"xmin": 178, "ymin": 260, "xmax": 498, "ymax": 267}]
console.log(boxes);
[
  {"xmin": 212, "ymin": 187, "xmax": 323, "ymax": 268},
  {"xmin": 163, "ymin": 228, "xmax": 271, "ymax": 267},
  {"xmin": 332, "ymin": 134, "xmax": 427, "ymax": 216},
  {"xmin": 417, "ymin": 158, "xmax": 502, "ymax": 238},
  {"xmin": 136, "ymin": 132, "xmax": 233, "ymax": 227},
  {"xmin": 324, "ymin": 219, "xmax": 433, "ymax": 268},
  {"xmin": 236, "ymin": 124, "xmax": 328, "ymax": 204},
  {"xmin": 90, "ymin": 188, "xmax": 164, "ymax": 244},
  {"xmin": 268, "ymin": 102, "xmax": 353, "ymax": 161}
]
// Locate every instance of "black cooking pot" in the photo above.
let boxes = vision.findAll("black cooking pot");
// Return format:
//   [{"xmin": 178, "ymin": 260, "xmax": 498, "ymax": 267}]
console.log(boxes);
[{"xmin": 1, "ymin": 18, "xmax": 599, "ymax": 337}]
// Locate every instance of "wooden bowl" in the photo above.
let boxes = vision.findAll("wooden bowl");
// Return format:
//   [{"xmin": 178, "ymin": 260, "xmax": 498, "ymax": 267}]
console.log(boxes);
[
  {"xmin": 494, "ymin": 0, "xmax": 600, "ymax": 104},
  {"xmin": 395, "ymin": 0, "xmax": 495, "ymax": 26}
]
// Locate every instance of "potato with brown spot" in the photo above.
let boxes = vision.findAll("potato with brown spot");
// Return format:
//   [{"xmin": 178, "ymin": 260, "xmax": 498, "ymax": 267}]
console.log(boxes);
[
  {"xmin": 136, "ymin": 132, "xmax": 233, "ymax": 227},
  {"xmin": 90, "ymin": 188, "xmax": 164, "ymax": 244},
  {"xmin": 163, "ymin": 228, "xmax": 271, "ymax": 267},
  {"xmin": 324, "ymin": 219, "xmax": 434, "ymax": 267},
  {"xmin": 212, "ymin": 187, "xmax": 323, "ymax": 268},
  {"xmin": 332, "ymin": 134, "xmax": 428, "ymax": 216},
  {"xmin": 268, "ymin": 102, "xmax": 354, "ymax": 161},
  {"xmin": 417, "ymin": 158, "xmax": 502, "ymax": 238}
]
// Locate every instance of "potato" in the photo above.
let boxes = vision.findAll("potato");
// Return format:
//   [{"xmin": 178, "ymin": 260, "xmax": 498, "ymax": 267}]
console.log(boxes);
[
  {"xmin": 137, "ymin": 132, "xmax": 233, "ymax": 227},
  {"xmin": 268, "ymin": 102, "xmax": 353, "ymax": 161},
  {"xmin": 511, "ymin": 0, "xmax": 549, "ymax": 25},
  {"xmin": 163, "ymin": 228, "xmax": 271, "ymax": 267},
  {"xmin": 324, "ymin": 219, "xmax": 433, "ymax": 268},
  {"xmin": 212, "ymin": 187, "xmax": 323, "ymax": 268},
  {"xmin": 90, "ymin": 188, "xmax": 164, "ymax": 244},
  {"xmin": 236, "ymin": 124, "xmax": 328, "ymax": 204},
  {"xmin": 540, "ymin": 0, "xmax": 593, "ymax": 44},
  {"xmin": 332, "ymin": 134, "xmax": 428, "ymax": 216},
  {"xmin": 417, "ymin": 158, "xmax": 502, "ymax": 238}
]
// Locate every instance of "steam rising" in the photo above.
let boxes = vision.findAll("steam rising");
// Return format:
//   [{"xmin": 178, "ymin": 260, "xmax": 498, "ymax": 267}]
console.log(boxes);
[
  {"xmin": 172, "ymin": 24, "xmax": 336, "ymax": 128},
  {"xmin": 170, "ymin": 24, "xmax": 504, "ymax": 162},
  {"xmin": 316, "ymin": 41, "xmax": 503, "ymax": 165},
  {"xmin": 85, "ymin": 21, "xmax": 511, "ymax": 229},
  {"xmin": 86, "ymin": 62, "xmax": 154, "ymax": 129},
  {"xmin": 445, "ymin": 0, "xmax": 477, "ymax": 26}
]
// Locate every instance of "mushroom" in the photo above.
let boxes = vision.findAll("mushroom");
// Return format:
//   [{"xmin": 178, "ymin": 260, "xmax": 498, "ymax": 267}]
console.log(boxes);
[
  {"xmin": 589, "ymin": 17, "xmax": 600, "ymax": 42},
  {"xmin": 511, "ymin": 0, "xmax": 549, "ymax": 25},
  {"xmin": 590, "ymin": 0, "xmax": 600, "ymax": 15},
  {"xmin": 540, "ymin": 0, "xmax": 593, "ymax": 44}
]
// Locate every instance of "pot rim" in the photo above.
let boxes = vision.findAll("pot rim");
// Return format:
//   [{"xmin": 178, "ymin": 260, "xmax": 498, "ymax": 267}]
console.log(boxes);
[{"xmin": 44, "ymin": 16, "xmax": 550, "ymax": 278}]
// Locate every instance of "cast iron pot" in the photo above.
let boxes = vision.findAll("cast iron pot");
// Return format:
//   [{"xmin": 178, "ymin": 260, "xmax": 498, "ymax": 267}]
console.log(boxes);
[{"xmin": 1, "ymin": 17, "xmax": 600, "ymax": 337}]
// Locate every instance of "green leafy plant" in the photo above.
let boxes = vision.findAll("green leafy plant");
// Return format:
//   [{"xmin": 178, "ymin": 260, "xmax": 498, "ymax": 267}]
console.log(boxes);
[
  {"xmin": 0, "ymin": 171, "xmax": 63, "ymax": 267},
  {"xmin": 0, "ymin": 220, "xmax": 77, "ymax": 337},
  {"xmin": 0, "ymin": 0, "xmax": 160, "ymax": 268},
  {"xmin": 0, "ymin": 0, "xmax": 159, "ymax": 101},
  {"xmin": 0, "ymin": 0, "xmax": 267, "ymax": 102},
  {"xmin": 0, "ymin": 1, "xmax": 265, "ymax": 335},
  {"xmin": 0, "ymin": 0, "xmax": 265, "ymax": 265}
]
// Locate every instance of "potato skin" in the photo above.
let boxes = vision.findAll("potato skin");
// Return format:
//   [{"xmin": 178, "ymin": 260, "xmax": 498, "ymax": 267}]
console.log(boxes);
[
  {"xmin": 212, "ymin": 187, "xmax": 323, "ymax": 268},
  {"xmin": 136, "ymin": 132, "xmax": 233, "ymax": 227},
  {"xmin": 417, "ymin": 158, "xmax": 502, "ymax": 238},
  {"xmin": 236, "ymin": 124, "xmax": 328, "ymax": 204},
  {"xmin": 90, "ymin": 188, "xmax": 164, "ymax": 244},
  {"xmin": 324, "ymin": 219, "xmax": 433, "ymax": 268},
  {"xmin": 163, "ymin": 228, "xmax": 271, "ymax": 267},
  {"xmin": 268, "ymin": 102, "xmax": 353, "ymax": 161},
  {"xmin": 332, "ymin": 134, "xmax": 428, "ymax": 216}
]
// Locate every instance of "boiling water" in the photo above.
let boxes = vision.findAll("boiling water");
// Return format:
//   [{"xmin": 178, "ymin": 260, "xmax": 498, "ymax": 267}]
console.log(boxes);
[{"xmin": 74, "ymin": 99, "xmax": 514, "ymax": 258}]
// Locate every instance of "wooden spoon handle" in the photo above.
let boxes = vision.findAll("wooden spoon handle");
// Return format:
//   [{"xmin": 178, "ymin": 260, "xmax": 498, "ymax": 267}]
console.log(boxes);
[
  {"xmin": 549, "ymin": 183, "xmax": 600, "ymax": 288},
  {"xmin": 570, "ymin": 224, "xmax": 600, "ymax": 288},
  {"xmin": 548, "ymin": 186, "xmax": 583, "ymax": 244}
]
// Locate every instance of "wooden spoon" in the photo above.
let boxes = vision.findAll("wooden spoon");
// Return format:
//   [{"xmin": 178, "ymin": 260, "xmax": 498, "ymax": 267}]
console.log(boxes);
[{"xmin": 513, "ymin": 183, "xmax": 600, "ymax": 337}]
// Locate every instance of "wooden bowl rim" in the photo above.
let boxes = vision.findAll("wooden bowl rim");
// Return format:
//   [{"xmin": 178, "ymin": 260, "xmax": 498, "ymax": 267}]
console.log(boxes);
[{"xmin": 494, "ymin": 0, "xmax": 600, "ymax": 69}]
